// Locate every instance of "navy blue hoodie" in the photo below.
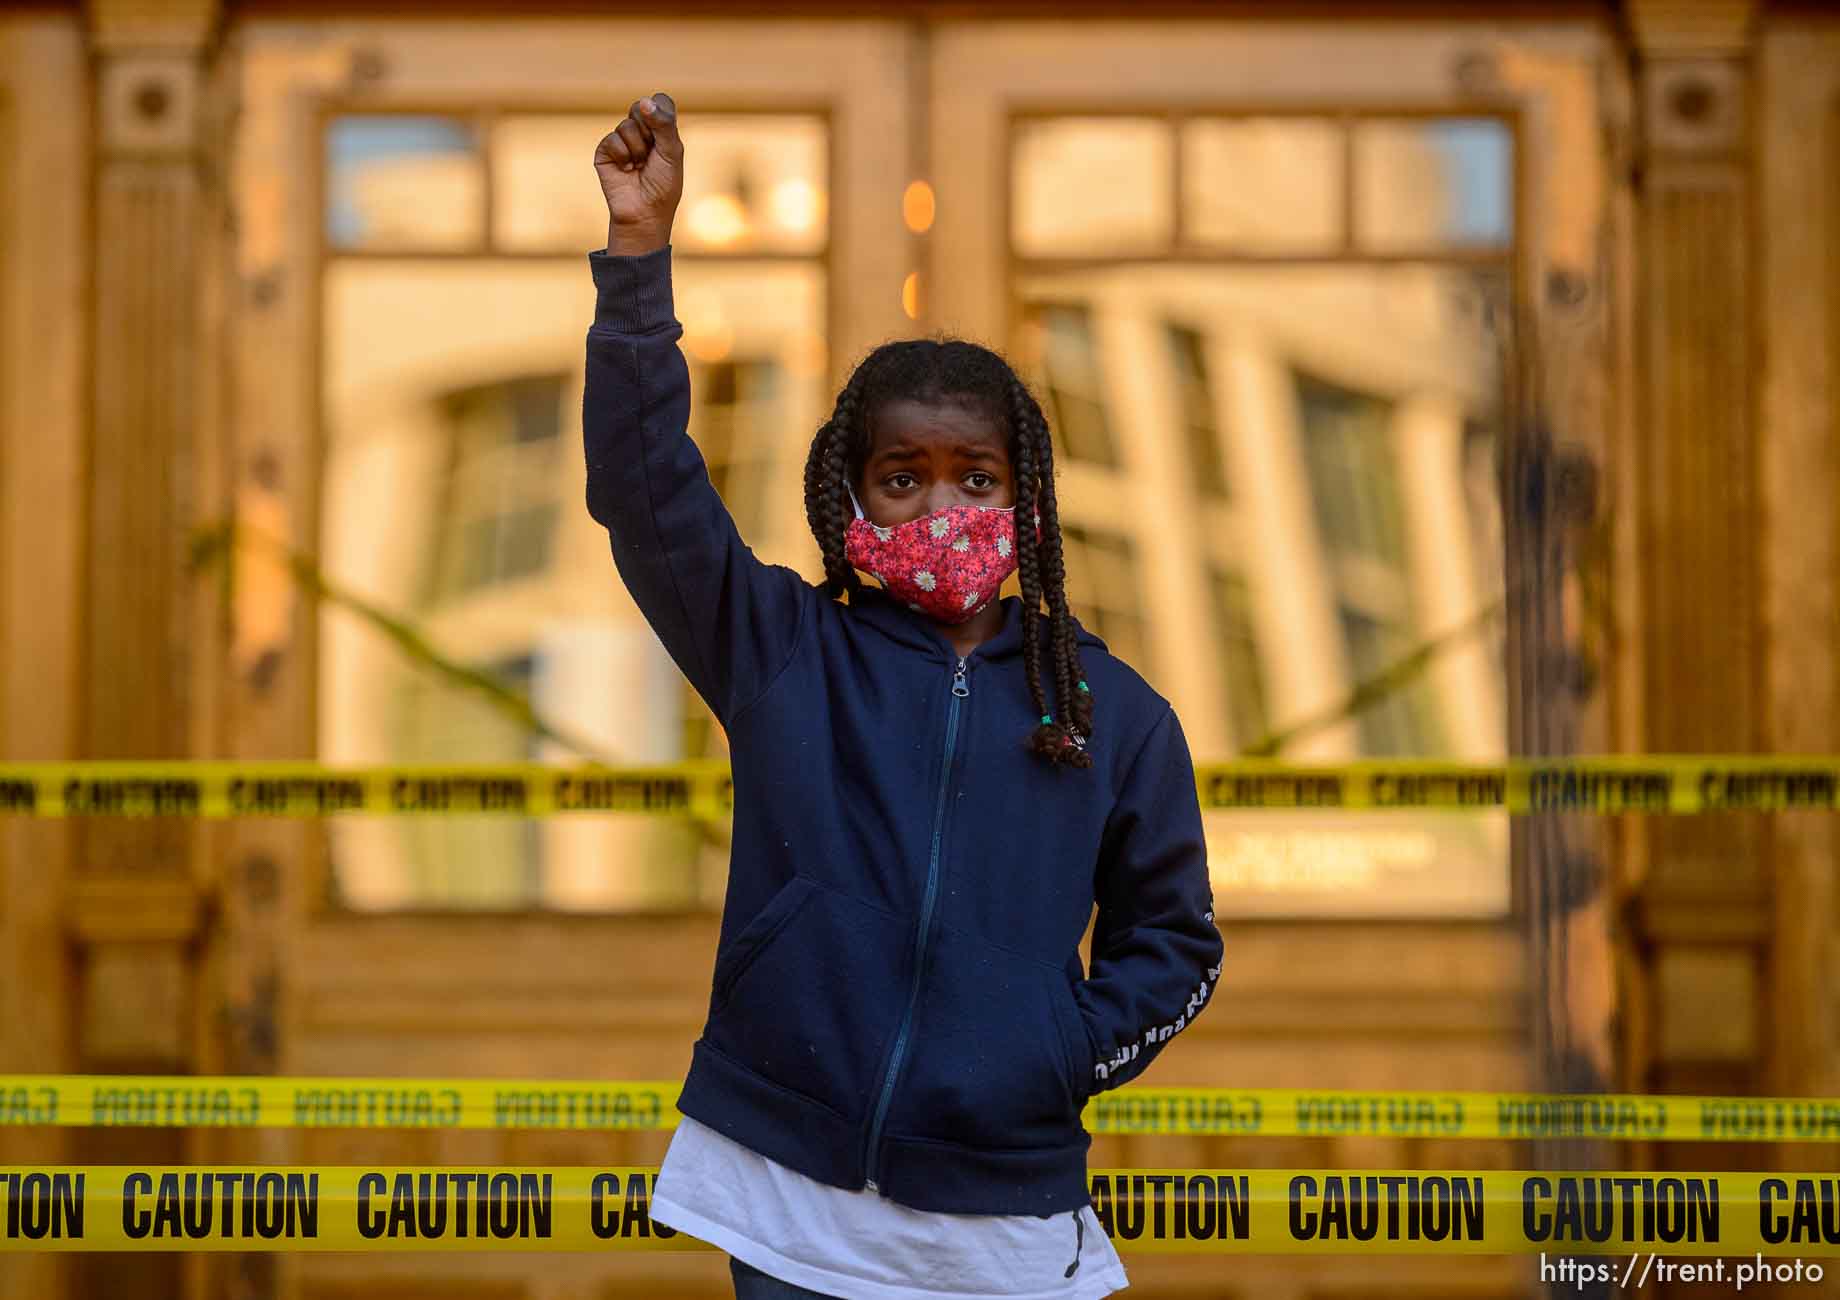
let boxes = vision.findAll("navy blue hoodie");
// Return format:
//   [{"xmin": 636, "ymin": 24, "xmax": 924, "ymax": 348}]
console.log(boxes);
[{"xmin": 583, "ymin": 244, "xmax": 1224, "ymax": 1217}]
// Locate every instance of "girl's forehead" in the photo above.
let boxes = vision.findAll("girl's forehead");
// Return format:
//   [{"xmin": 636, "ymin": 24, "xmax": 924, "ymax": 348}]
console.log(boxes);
[{"xmin": 868, "ymin": 397, "xmax": 1007, "ymax": 452}]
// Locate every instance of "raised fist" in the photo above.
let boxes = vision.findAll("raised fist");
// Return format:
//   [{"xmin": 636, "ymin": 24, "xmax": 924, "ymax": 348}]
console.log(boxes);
[{"xmin": 594, "ymin": 92, "xmax": 684, "ymax": 255}]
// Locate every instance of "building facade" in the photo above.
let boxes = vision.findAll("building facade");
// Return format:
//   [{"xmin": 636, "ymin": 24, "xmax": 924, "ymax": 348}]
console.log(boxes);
[{"xmin": 2, "ymin": 1, "xmax": 1836, "ymax": 1296}]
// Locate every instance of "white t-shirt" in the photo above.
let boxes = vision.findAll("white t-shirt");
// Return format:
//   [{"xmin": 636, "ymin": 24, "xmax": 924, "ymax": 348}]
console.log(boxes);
[{"xmin": 651, "ymin": 1114, "xmax": 1130, "ymax": 1300}]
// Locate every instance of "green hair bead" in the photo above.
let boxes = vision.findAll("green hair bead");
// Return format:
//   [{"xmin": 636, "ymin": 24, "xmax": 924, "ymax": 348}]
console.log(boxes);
[
  {"xmin": 1040, "ymin": 714, "xmax": 1053, "ymax": 725},
  {"xmin": 1076, "ymin": 680, "xmax": 1089, "ymax": 692}
]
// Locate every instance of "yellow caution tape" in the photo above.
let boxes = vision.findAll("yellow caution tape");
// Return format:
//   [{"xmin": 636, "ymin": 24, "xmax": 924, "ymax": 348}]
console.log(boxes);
[
  {"xmin": 1197, "ymin": 757, "xmax": 1840, "ymax": 813},
  {"xmin": 0, "ymin": 1077, "xmax": 676, "ymax": 1132},
  {"xmin": 2, "ymin": 757, "xmax": 1839, "ymax": 816},
  {"xmin": 1090, "ymin": 1089, "xmax": 1840, "ymax": 1143},
  {"xmin": 0, "ymin": 761, "xmax": 735, "ymax": 820},
  {"xmin": 6, "ymin": 1077, "xmax": 1839, "ymax": 1144},
  {"xmin": 3, "ymin": 1166, "xmax": 1838, "ymax": 1255}
]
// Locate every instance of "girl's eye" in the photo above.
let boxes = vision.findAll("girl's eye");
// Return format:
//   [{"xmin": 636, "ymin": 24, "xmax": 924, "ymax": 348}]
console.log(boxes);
[
  {"xmin": 887, "ymin": 474, "xmax": 916, "ymax": 490},
  {"xmin": 967, "ymin": 473, "xmax": 996, "ymax": 489}
]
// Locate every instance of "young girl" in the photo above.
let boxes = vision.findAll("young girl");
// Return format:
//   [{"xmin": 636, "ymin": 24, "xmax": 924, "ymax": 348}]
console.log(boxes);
[{"xmin": 586, "ymin": 93, "xmax": 1223, "ymax": 1300}]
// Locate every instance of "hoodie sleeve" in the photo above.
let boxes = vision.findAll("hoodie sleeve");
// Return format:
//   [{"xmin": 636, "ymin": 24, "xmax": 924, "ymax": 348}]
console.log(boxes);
[
  {"xmin": 1074, "ymin": 705, "xmax": 1224, "ymax": 1094},
  {"xmin": 583, "ymin": 244, "xmax": 810, "ymax": 727}
]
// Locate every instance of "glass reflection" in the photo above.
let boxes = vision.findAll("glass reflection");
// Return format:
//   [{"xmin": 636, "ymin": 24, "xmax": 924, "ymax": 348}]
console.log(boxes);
[
  {"xmin": 318, "ymin": 256, "xmax": 825, "ymax": 911},
  {"xmin": 1181, "ymin": 118, "xmax": 1343, "ymax": 251},
  {"xmin": 1354, "ymin": 118, "xmax": 1513, "ymax": 251},
  {"xmin": 326, "ymin": 115, "xmax": 483, "ymax": 251},
  {"xmin": 1165, "ymin": 322, "xmax": 1230, "ymax": 497},
  {"xmin": 1011, "ymin": 118, "xmax": 1172, "ymax": 256},
  {"xmin": 1209, "ymin": 568, "xmax": 1269, "ymax": 750},
  {"xmin": 1020, "ymin": 301, "xmax": 1119, "ymax": 466},
  {"xmin": 1017, "ymin": 261, "xmax": 1509, "ymax": 917},
  {"xmin": 1060, "ymin": 523, "xmax": 1150, "ymax": 674},
  {"xmin": 317, "ymin": 108, "xmax": 828, "ymax": 911},
  {"xmin": 425, "ymin": 374, "xmax": 566, "ymax": 600}
]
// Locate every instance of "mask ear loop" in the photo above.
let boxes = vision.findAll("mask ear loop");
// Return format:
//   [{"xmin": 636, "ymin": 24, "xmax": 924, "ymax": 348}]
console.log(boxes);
[{"xmin": 845, "ymin": 480, "xmax": 866, "ymax": 522}]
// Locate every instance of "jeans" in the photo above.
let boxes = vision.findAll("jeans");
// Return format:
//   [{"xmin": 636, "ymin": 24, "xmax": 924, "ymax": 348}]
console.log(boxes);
[{"xmin": 729, "ymin": 1255, "xmax": 843, "ymax": 1299}]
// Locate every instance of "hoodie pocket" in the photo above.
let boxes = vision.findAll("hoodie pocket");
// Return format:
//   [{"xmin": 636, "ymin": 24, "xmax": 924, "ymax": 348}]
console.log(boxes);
[
  {"xmin": 1048, "ymin": 968, "xmax": 1096, "ymax": 1108},
  {"xmin": 703, "ymin": 877, "xmax": 908, "ymax": 1123},
  {"xmin": 888, "ymin": 922, "xmax": 1087, "ymax": 1151},
  {"xmin": 710, "ymin": 875, "xmax": 817, "ymax": 1011}
]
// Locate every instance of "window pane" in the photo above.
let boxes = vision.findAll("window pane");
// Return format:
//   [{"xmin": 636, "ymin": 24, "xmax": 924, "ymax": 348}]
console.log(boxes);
[
  {"xmin": 1181, "ymin": 118, "xmax": 1342, "ymax": 251},
  {"xmin": 691, "ymin": 357, "xmax": 785, "ymax": 538},
  {"xmin": 427, "ymin": 374, "xmax": 565, "ymax": 602},
  {"xmin": 1353, "ymin": 118, "xmax": 1513, "ymax": 252},
  {"xmin": 1019, "ymin": 301, "xmax": 1119, "ymax": 467},
  {"xmin": 1337, "ymin": 602, "xmax": 1441, "ymax": 756},
  {"xmin": 319, "ymin": 257, "xmax": 825, "ymax": 911},
  {"xmin": 1059, "ymin": 523, "xmax": 1147, "ymax": 673},
  {"xmin": 1012, "ymin": 118, "xmax": 1172, "ymax": 256},
  {"xmin": 1211, "ymin": 569, "xmax": 1268, "ymax": 750},
  {"xmin": 1164, "ymin": 322, "xmax": 1229, "ymax": 497},
  {"xmin": 1461, "ymin": 414, "xmax": 1507, "ymax": 673},
  {"xmin": 1291, "ymin": 365, "xmax": 1448, "ymax": 758},
  {"xmin": 326, "ymin": 115, "xmax": 484, "ymax": 251},
  {"xmin": 494, "ymin": 113, "xmax": 827, "ymax": 255},
  {"xmin": 1293, "ymin": 368, "xmax": 1405, "ymax": 569}
]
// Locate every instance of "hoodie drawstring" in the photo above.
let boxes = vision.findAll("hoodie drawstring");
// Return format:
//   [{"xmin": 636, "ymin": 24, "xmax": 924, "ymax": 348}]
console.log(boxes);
[{"xmin": 1063, "ymin": 1207, "xmax": 1085, "ymax": 1278}]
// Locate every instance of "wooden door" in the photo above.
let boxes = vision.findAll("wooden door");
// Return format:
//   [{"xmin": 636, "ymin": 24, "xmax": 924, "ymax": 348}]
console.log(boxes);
[{"xmin": 220, "ymin": 15, "xmax": 918, "ymax": 1300}]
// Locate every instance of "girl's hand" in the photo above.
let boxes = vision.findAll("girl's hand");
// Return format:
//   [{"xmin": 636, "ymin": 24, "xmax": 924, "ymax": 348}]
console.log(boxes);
[{"xmin": 594, "ymin": 92, "xmax": 684, "ymax": 256}]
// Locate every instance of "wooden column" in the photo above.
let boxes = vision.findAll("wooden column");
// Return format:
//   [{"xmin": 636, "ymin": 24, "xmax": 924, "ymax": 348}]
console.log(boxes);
[
  {"xmin": 0, "ymin": 16, "xmax": 91, "ymax": 1300},
  {"xmin": 73, "ymin": 1, "xmax": 226, "ymax": 1295},
  {"xmin": 1755, "ymin": 13, "xmax": 1840, "ymax": 1159},
  {"xmin": 1622, "ymin": 0, "xmax": 1772, "ymax": 1185}
]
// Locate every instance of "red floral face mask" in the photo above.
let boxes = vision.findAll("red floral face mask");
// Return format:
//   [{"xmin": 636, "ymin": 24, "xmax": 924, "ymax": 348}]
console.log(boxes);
[{"xmin": 845, "ymin": 482, "xmax": 1039, "ymax": 624}]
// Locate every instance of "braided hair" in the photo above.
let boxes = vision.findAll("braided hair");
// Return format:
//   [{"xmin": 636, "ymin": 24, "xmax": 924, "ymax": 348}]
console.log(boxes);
[{"xmin": 802, "ymin": 336, "xmax": 1095, "ymax": 769}]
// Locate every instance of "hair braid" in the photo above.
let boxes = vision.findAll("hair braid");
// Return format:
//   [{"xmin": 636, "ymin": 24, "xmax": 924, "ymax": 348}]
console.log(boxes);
[
  {"xmin": 805, "ymin": 335, "xmax": 1096, "ymax": 770},
  {"xmin": 1012, "ymin": 419, "xmax": 1050, "ymax": 735},
  {"xmin": 1010, "ymin": 378, "xmax": 1093, "ymax": 768},
  {"xmin": 804, "ymin": 366, "xmax": 870, "ymax": 600},
  {"xmin": 1041, "ymin": 453, "xmax": 1093, "ymax": 744}
]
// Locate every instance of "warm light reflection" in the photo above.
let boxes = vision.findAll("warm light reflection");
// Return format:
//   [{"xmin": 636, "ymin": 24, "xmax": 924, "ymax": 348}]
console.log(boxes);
[
  {"xmin": 901, "ymin": 271, "xmax": 921, "ymax": 320},
  {"xmin": 326, "ymin": 116, "xmax": 483, "ymax": 251},
  {"xmin": 770, "ymin": 178, "xmax": 823, "ymax": 233},
  {"xmin": 686, "ymin": 193, "xmax": 750, "ymax": 246},
  {"xmin": 903, "ymin": 179, "xmax": 936, "ymax": 233}
]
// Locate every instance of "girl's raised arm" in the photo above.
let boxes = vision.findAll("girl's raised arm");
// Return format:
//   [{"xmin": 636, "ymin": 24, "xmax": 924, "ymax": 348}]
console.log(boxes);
[{"xmin": 583, "ymin": 94, "xmax": 809, "ymax": 727}]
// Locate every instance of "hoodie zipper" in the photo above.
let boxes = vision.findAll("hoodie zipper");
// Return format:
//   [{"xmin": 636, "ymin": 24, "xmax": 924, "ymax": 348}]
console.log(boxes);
[{"xmin": 863, "ymin": 654, "xmax": 969, "ymax": 1193}]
